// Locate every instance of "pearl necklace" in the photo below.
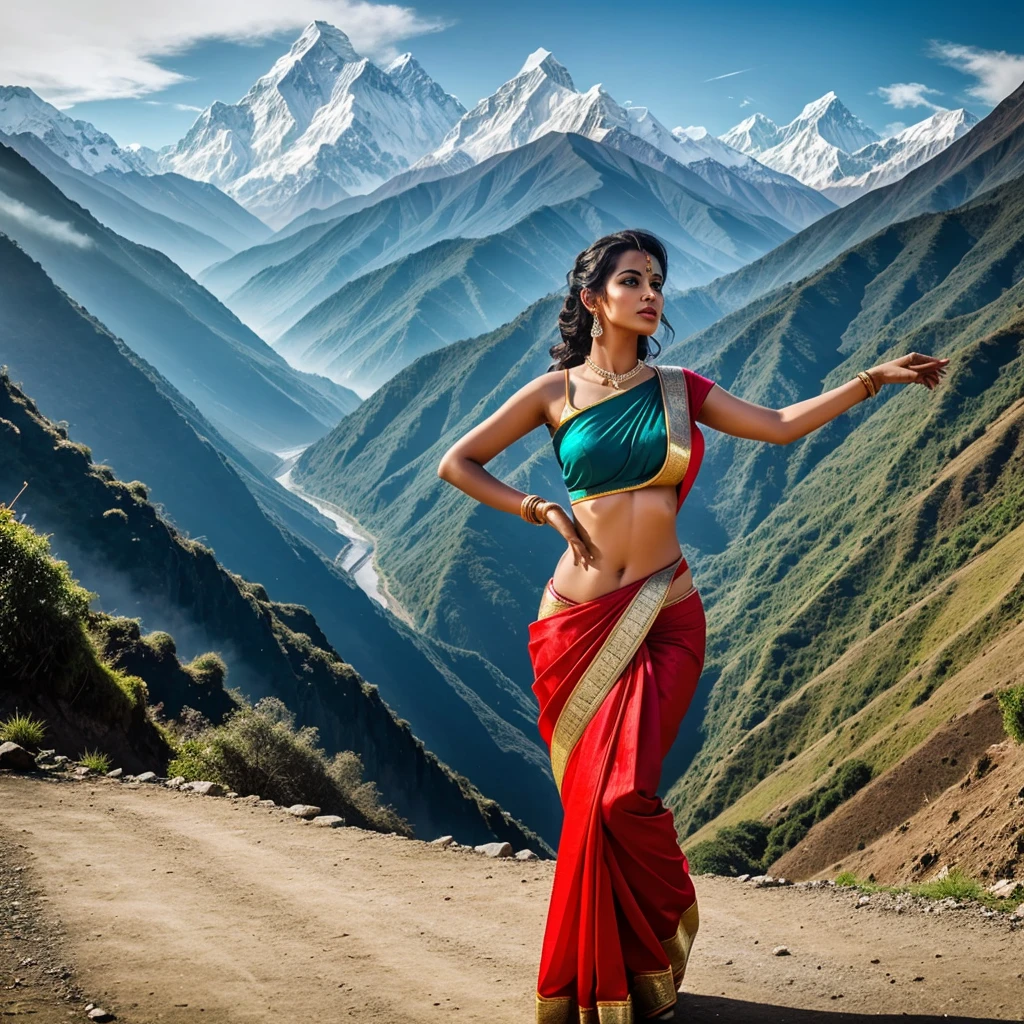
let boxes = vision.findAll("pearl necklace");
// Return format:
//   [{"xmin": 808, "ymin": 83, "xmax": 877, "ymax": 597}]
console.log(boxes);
[{"xmin": 584, "ymin": 355, "xmax": 645, "ymax": 389}]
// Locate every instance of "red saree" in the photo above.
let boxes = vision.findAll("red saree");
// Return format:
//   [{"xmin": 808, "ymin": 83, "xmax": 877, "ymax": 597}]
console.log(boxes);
[{"xmin": 528, "ymin": 366, "xmax": 714, "ymax": 1023}]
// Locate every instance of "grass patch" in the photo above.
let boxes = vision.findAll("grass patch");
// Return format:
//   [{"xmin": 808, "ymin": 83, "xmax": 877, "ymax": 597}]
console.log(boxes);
[
  {"xmin": 828, "ymin": 868, "xmax": 1023, "ymax": 912},
  {"xmin": 79, "ymin": 748, "xmax": 112, "ymax": 774},
  {"xmin": 0, "ymin": 710, "xmax": 47, "ymax": 750}
]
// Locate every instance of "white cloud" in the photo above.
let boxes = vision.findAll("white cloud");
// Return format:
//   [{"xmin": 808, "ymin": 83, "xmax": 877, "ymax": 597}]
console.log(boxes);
[
  {"xmin": 876, "ymin": 82, "xmax": 946, "ymax": 112},
  {"xmin": 882, "ymin": 121, "xmax": 907, "ymax": 137},
  {"xmin": 928, "ymin": 40, "xmax": 1024, "ymax": 106},
  {"xmin": 0, "ymin": 1, "xmax": 450, "ymax": 107},
  {"xmin": 0, "ymin": 192, "xmax": 94, "ymax": 248},
  {"xmin": 739, "ymin": 98, "xmax": 751, "ymax": 108}
]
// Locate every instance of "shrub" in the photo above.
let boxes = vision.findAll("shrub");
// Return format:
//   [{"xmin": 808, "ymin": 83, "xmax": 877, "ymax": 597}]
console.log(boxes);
[
  {"xmin": 687, "ymin": 819, "xmax": 770, "ymax": 876},
  {"xmin": 997, "ymin": 684, "xmax": 1024, "ymax": 744},
  {"xmin": 834, "ymin": 871, "xmax": 858, "ymax": 887},
  {"xmin": 79, "ymin": 748, "xmax": 112, "ymax": 774},
  {"xmin": 186, "ymin": 652, "xmax": 227, "ymax": 688},
  {"xmin": 0, "ymin": 711, "xmax": 47, "ymax": 750},
  {"xmin": 166, "ymin": 696, "xmax": 409, "ymax": 834}
]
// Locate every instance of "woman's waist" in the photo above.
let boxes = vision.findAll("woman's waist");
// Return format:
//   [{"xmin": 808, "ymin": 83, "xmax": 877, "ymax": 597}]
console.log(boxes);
[{"xmin": 551, "ymin": 548, "xmax": 692, "ymax": 606}]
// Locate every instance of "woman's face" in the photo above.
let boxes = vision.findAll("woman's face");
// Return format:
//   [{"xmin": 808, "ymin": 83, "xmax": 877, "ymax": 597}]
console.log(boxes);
[{"xmin": 585, "ymin": 248, "xmax": 665, "ymax": 337}]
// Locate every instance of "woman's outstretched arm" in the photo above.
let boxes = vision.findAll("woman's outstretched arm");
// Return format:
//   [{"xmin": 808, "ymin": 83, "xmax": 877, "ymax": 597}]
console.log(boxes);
[{"xmin": 698, "ymin": 352, "xmax": 950, "ymax": 444}]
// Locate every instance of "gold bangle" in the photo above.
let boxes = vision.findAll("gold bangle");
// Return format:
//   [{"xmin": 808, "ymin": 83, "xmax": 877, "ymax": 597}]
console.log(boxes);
[
  {"xmin": 520, "ymin": 494, "xmax": 544, "ymax": 524},
  {"xmin": 856, "ymin": 371, "xmax": 877, "ymax": 398}
]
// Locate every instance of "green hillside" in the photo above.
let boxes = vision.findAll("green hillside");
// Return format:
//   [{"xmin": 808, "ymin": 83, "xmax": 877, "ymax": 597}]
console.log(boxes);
[
  {"xmin": 0, "ymin": 368, "xmax": 552, "ymax": 855},
  {"xmin": 0, "ymin": 232, "xmax": 563, "ymax": 846},
  {"xmin": 294, "ymin": 148, "xmax": 1024, "ymax": 863}
]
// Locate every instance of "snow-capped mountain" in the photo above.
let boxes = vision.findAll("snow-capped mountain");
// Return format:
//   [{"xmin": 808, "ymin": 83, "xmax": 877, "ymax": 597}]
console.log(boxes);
[
  {"xmin": 671, "ymin": 126, "xmax": 749, "ymax": 168},
  {"xmin": 820, "ymin": 108, "xmax": 980, "ymax": 203},
  {"xmin": 158, "ymin": 21, "xmax": 465, "ymax": 226},
  {"xmin": 720, "ymin": 92, "xmax": 978, "ymax": 204},
  {"xmin": 721, "ymin": 92, "xmax": 880, "ymax": 193},
  {"xmin": 0, "ymin": 86, "xmax": 150, "ymax": 175},
  {"xmin": 412, "ymin": 48, "xmax": 711, "ymax": 174}
]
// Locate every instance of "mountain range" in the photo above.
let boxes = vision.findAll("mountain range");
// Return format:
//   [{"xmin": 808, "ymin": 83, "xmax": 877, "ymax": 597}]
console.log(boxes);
[
  {"xmin": 155, "ymin": 22, "xmax": 466, "ymax": 227},
  {"xmin": 286, "ymin": 75, "xmax": 1024, "ymax": 880},
  {"xmin": 721, "ymin": 92, "xmax": 979, "ymax": 204}
]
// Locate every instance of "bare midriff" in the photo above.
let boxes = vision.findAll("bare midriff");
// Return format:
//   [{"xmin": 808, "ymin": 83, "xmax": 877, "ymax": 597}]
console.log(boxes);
[{"xmin": 549, "ymin": 484, "xmax": 693, "ymax": 605}]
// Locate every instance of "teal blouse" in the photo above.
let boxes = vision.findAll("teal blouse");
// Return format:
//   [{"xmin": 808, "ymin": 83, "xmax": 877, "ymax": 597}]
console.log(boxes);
[{"xmin": 552, "ymin": 373, "xmax": 668, "ymax": 503}]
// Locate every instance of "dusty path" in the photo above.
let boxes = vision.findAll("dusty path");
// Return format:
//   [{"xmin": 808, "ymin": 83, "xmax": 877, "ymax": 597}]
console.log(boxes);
[{"xmin": 2, "ymin": 773, "xmax": 1022, "ymax": 1023}]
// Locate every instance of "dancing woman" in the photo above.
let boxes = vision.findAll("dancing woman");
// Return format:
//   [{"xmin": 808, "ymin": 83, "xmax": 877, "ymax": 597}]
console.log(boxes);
[{"xmin": 436, "ymin": 229, "xmax": 948, "ymax": 1023}]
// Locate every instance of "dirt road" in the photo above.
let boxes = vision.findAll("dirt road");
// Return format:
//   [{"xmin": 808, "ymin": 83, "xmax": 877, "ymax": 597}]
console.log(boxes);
[{"xmin": 2, "ymin": 772, "xmax": 1022, "ymax": 1023}]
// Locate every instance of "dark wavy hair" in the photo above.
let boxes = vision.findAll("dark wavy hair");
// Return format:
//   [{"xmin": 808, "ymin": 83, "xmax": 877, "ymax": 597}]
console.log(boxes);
[{"xmin": 548, "ymin": 229, "xmax": 674, "ymax": 371}]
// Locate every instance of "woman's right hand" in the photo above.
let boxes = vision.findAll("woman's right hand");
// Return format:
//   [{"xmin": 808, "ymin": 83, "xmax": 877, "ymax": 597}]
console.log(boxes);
[{"xmin": 543, "ymin": 503, "xmax": 595, "ymax": 570}]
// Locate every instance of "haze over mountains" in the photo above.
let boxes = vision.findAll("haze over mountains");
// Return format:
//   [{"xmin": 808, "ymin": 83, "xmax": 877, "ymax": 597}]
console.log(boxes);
[
  {"xmin": 3, "ymin": 14, "xmax": 1021, "ymax": 882},
  {"xmin": 289, "ymin": 75, "xmax": 1024, "ymax": 876}
]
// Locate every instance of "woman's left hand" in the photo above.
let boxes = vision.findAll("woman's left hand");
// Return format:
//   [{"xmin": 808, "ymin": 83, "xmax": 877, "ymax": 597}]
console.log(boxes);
[{"xmin": 871, "ymin": 352, "xmax": 950, "ymax": 391}]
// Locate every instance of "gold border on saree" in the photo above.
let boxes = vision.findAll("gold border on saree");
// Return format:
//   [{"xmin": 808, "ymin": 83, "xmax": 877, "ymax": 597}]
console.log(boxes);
[
  {"xmin": 548, "ymin": 554, "xmax": 682, "ymax": 794},
  {"xmin": 566, "ymin": 365, "xmax": 692, "ymax": 505}
]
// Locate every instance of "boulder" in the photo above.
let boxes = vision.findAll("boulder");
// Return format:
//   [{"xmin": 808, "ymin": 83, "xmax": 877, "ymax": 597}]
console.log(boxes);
[
  {"xmin": 431, "ymin": 836, "xmax": 454, "ymax": 848},
  {"xmin": 258, "ymin": 799, "xmax": 277, "ymax": 808},
  {"xmin": 287, "ymin": 804, "xmax": 321, "ymax": 819},
  {"xmin": 515, "ymin": 849, "xmax": 539, "ymax": 861},
  {"xmin": 0, "ymin": 742, "xmax": 37, "ymax": 772},
  {"xmin": 474, "ymin": 842, "xmax": 514, "ymax": 858},
  {"xmin": 164, "ymin": 776, "xmax": 186, "ymax": 789},
  {"xmin": 988, "ymin": 878, "xmax": 1017, "ymax": 898},
  {"xmin": 185, "ymin": 781, "xmax": 225, "ymax": 797},
  {"xmin": 135, "ymin": 771, "xmax": 157, "ymax": 784},
  {"xmin": 106, "ymin": 768, "xmax": 124, "ymax": 779},
  {"xmin": 312, "ymin": 815, "xmax": 345, "ymax": 828}
]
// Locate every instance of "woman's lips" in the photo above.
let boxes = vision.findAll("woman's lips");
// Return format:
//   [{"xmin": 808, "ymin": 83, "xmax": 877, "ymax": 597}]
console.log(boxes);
[{"xmin": 638, "ymin": 310, "xmax": 657, "ymax": 320}]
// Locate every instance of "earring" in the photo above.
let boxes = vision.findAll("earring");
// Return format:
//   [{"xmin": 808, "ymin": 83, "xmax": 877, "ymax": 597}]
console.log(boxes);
[{"xmin": 590, "ymin": 305, "xmax": 603, "ymax": 339}]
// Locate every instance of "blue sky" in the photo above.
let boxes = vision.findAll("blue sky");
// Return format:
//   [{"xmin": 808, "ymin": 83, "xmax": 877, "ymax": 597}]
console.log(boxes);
[{"xmin": 3, "ymin": 1, "xmax": 1023, "ymax": 150}]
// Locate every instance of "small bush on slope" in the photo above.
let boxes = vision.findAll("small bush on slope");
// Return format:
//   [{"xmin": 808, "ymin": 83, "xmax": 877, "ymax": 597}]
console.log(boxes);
[{"xmin": 166, "ymin": 696, "xmax": 411, "ymax": 835}]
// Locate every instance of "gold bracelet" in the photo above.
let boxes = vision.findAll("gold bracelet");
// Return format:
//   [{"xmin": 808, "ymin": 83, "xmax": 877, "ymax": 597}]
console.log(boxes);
[
  {"xmin": 520, "ymin": 494, "xmax": 557, "ymax": 524},
  {"xmin": 856, "ymin": 370, "xmax": 878, "ymax": 398},
  {"xmin": 520, "ymin": 493, "xmax": 544, "ymax": 524}
]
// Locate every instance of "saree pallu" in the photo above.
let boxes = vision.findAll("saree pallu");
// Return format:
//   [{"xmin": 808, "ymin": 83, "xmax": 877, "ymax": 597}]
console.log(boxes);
[{"xmin": 529, "ymin": 556, "xmax": 706, "ymax": 1023}]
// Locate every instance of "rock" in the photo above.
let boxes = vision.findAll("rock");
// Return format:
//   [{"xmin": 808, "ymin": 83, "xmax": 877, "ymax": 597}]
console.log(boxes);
[
  {"xmin": 72, "ymin": 766, "xmax": 92, "ymax": 778},
  {"xmin": 474, "ymin": 842, "xmax": 514, "ymax": 858},
  {"xmin": 135, "ymin": 771, "xmax": 157, "ymax": 784},
  {"xmin": 164, "ymin": 776, "xmax": 186, "ymax": 789},
  {"xmin": 736, "ymin": 874, "xmax": 750, "ymax": 883},
  {"xmin": 431, "ymin": 835, "xmax": 454, "ymax": 848},
  {"xmin": 239, "ymin": 794, "xmax": 261, "ymax": 805},
  {"xmin": 935, "ymin": 865, "xmax": 951, "ymax": 881},
  {"xmin": 857, "ymin": 895, "xmax": 871, "ymax": 907},
  {"xmin": 287, "ymin": 804, "xmax": 321, "ymax": 819},
  {"xmin": 988, "ymin": 878, "xmax": 1017, "ymax": 898},
  {"xmin": 258, "ymin": 799, "xmax": 277, "ymax": 808},
  {"xmin": 52, "ymin": 754, "xmax": 69, "ymax": 765},
  {"xmin": 772, "ymin": 946, "xmax": 791, "ymax": 956},
  {"xmin": 312, "ymin": 815, "xmax": 345, "ymax": 828},
  {"xmin": 185, "ymin": 781, "xmax": 225, "ymax": 797},
  {"xmin": 515, "ymin": 850, "xmax": 539, "ymax": 861},
  {"xmin": 87, "ymin": 1007, "xmax": 115, "ymax": 1021},
  {"xmin": 226, "ymin": 792, "xmax": 238, "ymax": 799},
  {"xmin": 750, "ymin": 875, "xmax": 783, "ymax": 888},
  {"xmin": 0, "ymin": 742, "xmax": 37, "ymax": 772},
  {"xmin": 34, "ymin": 749, "xmax": 57, "ymax": 765},
  {"xmin": 106, "ymin": 768, "xmax": 123, "ymax": 779},
  {"xmin": 1014, "ymin": 903, "xmax": 1024, "ymax": 919}
]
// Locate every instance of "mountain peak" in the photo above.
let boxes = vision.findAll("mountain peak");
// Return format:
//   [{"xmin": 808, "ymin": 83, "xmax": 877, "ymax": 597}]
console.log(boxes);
[
  {"xmin": 289, "ymin": 20, "xmax": 361, "ymax": 64},
  {"xmin": 516, "ymin": 48, "xmax": 575, "ymax": 91}
]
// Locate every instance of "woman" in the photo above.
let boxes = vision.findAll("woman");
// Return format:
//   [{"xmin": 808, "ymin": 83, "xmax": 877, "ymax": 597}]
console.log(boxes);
[{"xmin": 436, "ymin": 229, "xmax": 948, "ymax": 1023}]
